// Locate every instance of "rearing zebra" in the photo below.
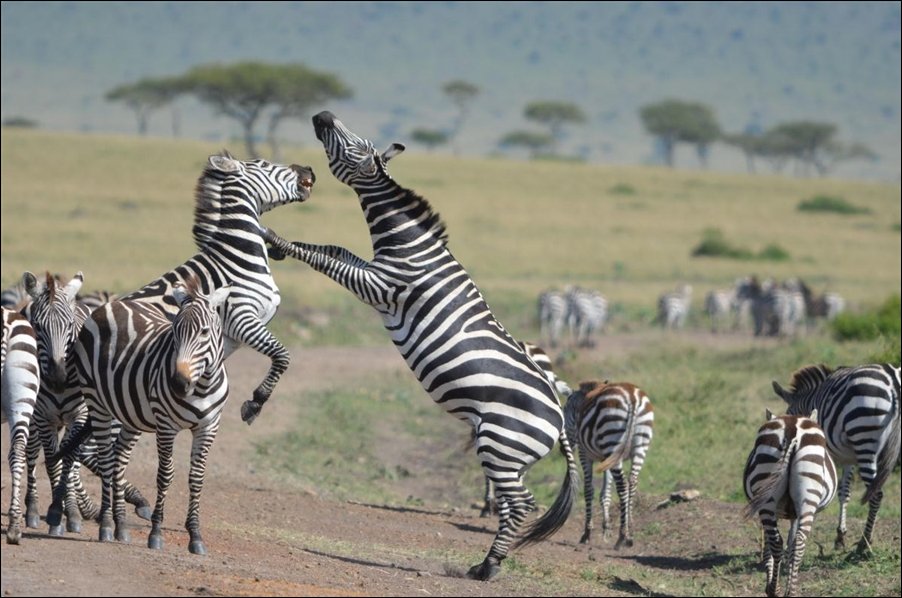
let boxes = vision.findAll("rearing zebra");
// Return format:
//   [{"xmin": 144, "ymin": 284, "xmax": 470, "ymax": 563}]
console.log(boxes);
[
  {"xmin": 265, "ymin": 111, "xmax": 579, "ymax": 581},
  {"xmin": 2, "ymin": 306, "xmax": 40, "ymax": 544},
  {"xmin": 772, "ymin": 363, "xmax": 901, "ymax": 553},
  {"xmin": 105, "ymin": 151, "xmax": 314, "ymax": 425}
]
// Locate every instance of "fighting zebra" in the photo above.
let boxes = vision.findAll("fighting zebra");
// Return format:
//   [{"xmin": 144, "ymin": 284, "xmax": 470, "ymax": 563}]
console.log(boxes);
[
  {"xmin": 743, "ymin": 410, "xmax": 837, "ymax": 597},
  {"xmin": 657, "ymin": 284, "xmax": 692, "ymax": 330},
  {"xmin": 94, "ymin": 151, "xmax": 313, "ymax": 425},
  {"xmin": 2, "ymin": 306, "xmax": 40, "ymax": 544},
  {"xmin": 52, "ymin": 280, "xmax": 231, "ymax": 554},
  {"xmin": 538, "ymin": 289, "xmax": 567, "ymax": 348},
  {"xmin": 565, "ymin": 286, "xmax": 608, "ymax": 348},
  {"xmin": 564, "ymin": 380, "xmax": 654, "ymax": 548},
  {"xmin": 772, "ymin": 363, "xmax": 901, "ymax": 553},
  {"xmin": 21, "ymin": 271, "xmax": 150, "ymax": 536},
  {"xmin": 264, "ymin": 111, "xmax": 579, "ymax": 581}
]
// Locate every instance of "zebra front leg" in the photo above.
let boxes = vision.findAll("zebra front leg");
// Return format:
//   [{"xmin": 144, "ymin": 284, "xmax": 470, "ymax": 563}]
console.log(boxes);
[
  {"xmin": 184, "ymin": 420, "xmax": 220, "ymax": 555},
  {"xmin": 834, "ymin": 467, "xmax": 853, "ymax": 550},
  {"xmin": 578, "ymin": 449, "xmax": 595, "ymax": 544},
  {"xmin": 148, "ymin": 430, "xmax": 176, "ymax": 550},
  {"xmin": 38, "ymin": 423, "xmax": 69, "ymax": 536},
  {"xmin": 479, "ymin": 475, "xmax": 495, "ymax": 518},
  {"xmin": 79, "ymin": 437, "xmax": 152, "ymax": 520},
  {"xmin": 110, "ymin": 428, "xmax": 142, "ymax": 543},
  {"xmin": 227, "ymin": 313, "xmax": 290, "ymax": 426},
  {"xmin": 6, "ymin": 429, "xmax": 29, "ymax": 544},
  {"xmin": 611, "ymin": 466, "xmax": 633, "ymax": 549}
]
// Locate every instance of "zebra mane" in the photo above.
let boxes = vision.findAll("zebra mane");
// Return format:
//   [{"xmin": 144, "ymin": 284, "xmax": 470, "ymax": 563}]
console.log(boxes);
[
  {"xmin": 400, "ymin": 187, "xmax": 449, "ymax": 246},
  {"xmin": 44, "ymin": 271, "xmax": 57, "ymax": 300},
  {"xmin": 787, "ymin": 364, "xmax": 834, "ymax": 395},
  {"xmin": 192, "ymin": 153, "xmax": 232, "ymax": 249}
]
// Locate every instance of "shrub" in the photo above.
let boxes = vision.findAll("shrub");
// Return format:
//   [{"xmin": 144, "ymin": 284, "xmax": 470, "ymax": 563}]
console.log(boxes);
[
  {"xmin": 691, "ymin": 229, "xmax": 752, "ymax": 259},
  {"xmin": 832, "ymin": 295, "xmax": 901, "ymax": 346},
  {"xmin": 797, "ymin": 195, "xmax": 871, "ymax": 215},
  {"xmin": 608, "ymin": 183, "xmax": 636, "ymax": 195}
]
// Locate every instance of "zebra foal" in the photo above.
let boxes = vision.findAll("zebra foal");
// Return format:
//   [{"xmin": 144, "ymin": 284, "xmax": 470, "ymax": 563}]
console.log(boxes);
[
  {"xmin": 265, "ymin": 111, "xmax": 579, "ymax": 580},
  {"xmin": 743, "ymin": 410, "xmax": 837, "ymax": 597},
  {"xmin": 564, "ymin": 379, "xmax": 654, "ymax": 548},
  {"xmin": 2, "ymin": 307, "xmax": 40, "ymax": 544},
  {"xmin": 52, "ymin": 280, "xmax": 231, "ymax": 554},
  {"xmin": 772, "ymin": 363, "xmax": 900, "ymax": 553}
]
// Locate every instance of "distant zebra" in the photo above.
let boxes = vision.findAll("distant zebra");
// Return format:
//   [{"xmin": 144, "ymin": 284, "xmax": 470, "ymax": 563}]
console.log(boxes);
[
  {"xmin": 658, "ymin": 284, "xmax": 692, "ymax": 330},
  {"xmin": 21, "ymin": 271, "xmax": 150, "ymax": 536},
  {"xmin": 477, "ymin": 340, "xmax": 572, "ymax": 517},
  {"xmin": 743, "ymin": 410, "xmax": 837, "ymax": 598},
  {"xmin": 703, "ymin": 288, "xmax": 734, "ymax": 333},
  {"xmin": 564, "ymin": 380, "xmax": 654, "ymax": 548},
  {"xmin": 2, "ymin": 306, "xmax": 39, "ymax": 544},
  {"xmin": 751, "ymin": 278, "xmax": 806, "ymax": 337},
  {"xmin": 772, "ymin": 363, "xmax": 901, "ymax": 553},
  {"xmin": 538, "ymin": 290, "xmax": 568, "ymax": 348},
  {"xmin": 566, "ymin": 287, "xmax": 608, "ymax": 347},
  {"xmin": 52, "ymin": 280, "xmax": 231, "ymax": 553},
  {"xmin": 98, "ymin": 151, "xmax": 314, "ymax": 425},
  {"xmin": 264, "ymin": 111, "xmax": 579, "ymax": 581}
]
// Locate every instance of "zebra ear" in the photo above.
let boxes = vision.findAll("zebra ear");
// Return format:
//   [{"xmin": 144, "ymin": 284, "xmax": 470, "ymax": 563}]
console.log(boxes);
[
  {"xmin": 772, "ymin": 381, "xmax": 791, "ymax": 403},
  {"xmin": 809, "ymin": 408, "xmax": 819, "ymax": 424},
  {"xmin": 171, "ymin": 284, "xmax": 190, "ymax": 307},
  {"xmin": 765, "ymin": 408, "xmax": 775, "ymax": 421},
  {"xmin": 22, "ymin": 271, "xmax": 42, "ymax": 300},
  {"xmin": 382, "ymin": 143, "xmax": 405, "ymax": 163},
  {"xmin": 208, "ymin": 153, "xmax": 243, "ymax": 174},
  {"xmin": 63, "ymin": 272, "xmax": 84, "ymax": 304},
  {"xmin": 207, "ymin": 285, "xmax": 231, "ymax": 310}
]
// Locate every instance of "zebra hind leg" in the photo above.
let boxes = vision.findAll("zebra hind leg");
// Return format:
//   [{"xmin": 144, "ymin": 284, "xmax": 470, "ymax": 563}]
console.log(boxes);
[
  {"xmin": 24, "ymin": 424, "xmax": 42, "ymax": 528},
  {"xmin": 611, "ymin": 466, "xmax": 633, "ymax": 549},
  {"xmin": 6, "ymin": 430, "xmax": 28, "ymax": 544},
  {"xmin": 466, "ymin": 482, "xmax": 536, "ymax": 581}
]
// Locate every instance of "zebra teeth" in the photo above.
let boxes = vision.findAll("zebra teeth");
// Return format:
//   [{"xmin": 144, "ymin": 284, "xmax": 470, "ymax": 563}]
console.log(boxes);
[{"xmin": 301, "ymin": 178, "xmax": 314, "ymax": 189}]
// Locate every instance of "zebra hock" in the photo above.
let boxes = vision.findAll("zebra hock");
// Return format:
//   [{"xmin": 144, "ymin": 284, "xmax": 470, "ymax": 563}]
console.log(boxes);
[
  {"xmin": 2, "ymin": 307, "xmax": 40, "ymax": 544},
  {"xmin": 50, "ymin": 280, "xmax": 231, "ymax": 554},
  {"xmin": 265, "ymin": 111, "xmax": 579, "ymax": 581},
  {"xmin": 743, "ymin": 410, "xmax": 837, "ymax": 598}
]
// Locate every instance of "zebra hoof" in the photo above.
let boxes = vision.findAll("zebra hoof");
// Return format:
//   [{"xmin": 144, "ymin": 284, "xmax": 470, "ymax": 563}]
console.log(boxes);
[
  {"xmin": 115, "ymin": 527, "xmax": 131, "ymax": 543},
  {"xmin": 466, "ymin": 560, "xmax": 501, "ymax": 581},
  {"xmin": 67, "ymin": 518, "xmax": 83, "ymax": 534},
  {"xmin": 614, "ymin": 537, "xmax": 634, "ymax": 550},
  {"xmin": 25, "ymin": 511, "xmax": 41, "ymax": 529},
  {"xmin": 147, "ymin": 534, "xmax": 164, "ymax": 550},
  {"xmin": 46, "ymin": 504, "xmax": 63, "ymax": 527},
  {"xmin": 579, "ymin": 532, "xmax": 591, "ymax": 544},
  {"xmin": 6, "ymin": 526, "xmax": 22, "ymax": 545},
  {"xmin": 48, "ymin": 524, "xmax": 65, "ymax": 537},
  {"xmin": 134, "ymin": 505, "xmax": 153, "ymax": 521},
  {"xmin": 189, "ymin": 540, "xmax": 207, "ymax": 555},
  {"xmin": 99, "ymin": 527, "xmax": 114, "ymax": 542}
]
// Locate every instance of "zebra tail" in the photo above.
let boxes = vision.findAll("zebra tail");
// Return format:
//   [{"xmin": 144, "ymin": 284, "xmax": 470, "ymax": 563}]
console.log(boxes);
[
  {"xmin": 513, "ymin": 428, "xmax": 580, "ymax": 550},
  {"xmin": 863, "ymin": 391, "xmax": 900, "ymax": 505},
  {"xmin": 595, "ymin": 400, "xmax": 638, "ymax": 473},
  {"xmin": 47, "ymin": 416, "xmax": 94, "ymax": 467},
  {"xmin": 743, "ymin": 437, "xmax": 796, "ymax": 520}
]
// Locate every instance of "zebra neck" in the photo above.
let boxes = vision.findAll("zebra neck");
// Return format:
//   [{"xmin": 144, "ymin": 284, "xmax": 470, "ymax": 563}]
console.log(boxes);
[
  {"xmin": 356, "ymin": 181, "xmax": 448, "ymax": 257},
  {"xmin": 192, "ymin": 175, "xmax": 266, "ymax": 257}
]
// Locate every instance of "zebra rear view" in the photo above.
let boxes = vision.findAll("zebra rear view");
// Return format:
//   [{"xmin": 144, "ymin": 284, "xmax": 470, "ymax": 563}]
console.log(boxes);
[
  {"xmin": 264, "ymin": 111, "xmax": 579, "ymax": 581},
  {"xmin": 743, "ymin": 410, "xmax": 837, "ymax": 597},
  {"xmin": 564, "ymin": 379, "xmax": 654, "ymax": 548}
]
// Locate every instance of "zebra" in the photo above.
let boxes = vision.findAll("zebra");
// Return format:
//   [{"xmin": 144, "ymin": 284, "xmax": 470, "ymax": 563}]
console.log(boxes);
[
  {"xmin": 21, "ymin": 271, "xmax": 151, "ymax": 536},
  {"xmin": 537, "ymin": 289, "xmax": 567, "ymax": 348},
  {"xmin": 564, "ymin": 379, "xmax": 654, "ymax": 548},
  {"xmin": 772, "ymin": 363, "xmax": 901, "ymax": 553},
  {"xmin": 2, "ymin": 306, "xmax": 40, "ymax": 544},
  {"xmin": 264, "ymin": 111, "xmax": 579, "ymax": 581},
  {"xmin": 703, "ymin": 287, "xmax": 735, "ymax": 334},
  {"xmin": 477, "ymin": 340, "xmax": 572, "ymax": 517},
  {"xmin": 94, "ymin": 151, "xmax": 314, "ymax": 426},
  {"xmin": 51, "ymin": 279, "xmax": 231, "ymax": 554},
  {"xmin": 743, "ymin": 409, "xmax": 837, "ymax": 598},
  {"xmin": 657, "ymin": 284, "xmax": 692, "ymax": 330},
  {"xmin": 565, "ymin": 286, "xmax": 608, "ymax": 348}
]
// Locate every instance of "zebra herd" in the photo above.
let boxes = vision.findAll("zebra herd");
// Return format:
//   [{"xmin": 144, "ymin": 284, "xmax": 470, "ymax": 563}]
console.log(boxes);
[{"xmin": 1, "ymin": 111, "xmax": 898, "ymax": 591}]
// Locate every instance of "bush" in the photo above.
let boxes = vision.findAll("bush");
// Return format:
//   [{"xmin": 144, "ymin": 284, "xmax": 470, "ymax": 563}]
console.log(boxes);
[
  {"xmin": 756, "ymin": 243, "xmax": 790, "ymax": 261},
  {"xmin": 691, "ymin": 229, "xmax": 752, "ymax": 259},
  {"xmin": 797, "ymin": 195, "xmax": 871, "ymax": 215},
  {"xmin": 832, "ymin": 295, "xmax": 901, "ymax": 347},
  {"xmin": 608, "ymin": 183, "xmax": 636, "ymax": 195}
]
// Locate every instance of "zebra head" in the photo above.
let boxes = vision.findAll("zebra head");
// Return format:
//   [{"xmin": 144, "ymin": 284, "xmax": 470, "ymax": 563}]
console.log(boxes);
[
  {"xmin": 771, "ymin": 364, "xmax": 834, "ymax": 415},
  {"xmin": 169, "ymin": 281, "xmax": 231, "ymax": 399},
  {"xmin": 203, "ymin": 150, "xmax": 316, "ymax": 213},
  {"xmin": 23, "ymin": 271, "xmax": 83, "ymax": 393},
  {"xmin": 312, "ymin": 111, "xmax": 405, "ymax": 187}
]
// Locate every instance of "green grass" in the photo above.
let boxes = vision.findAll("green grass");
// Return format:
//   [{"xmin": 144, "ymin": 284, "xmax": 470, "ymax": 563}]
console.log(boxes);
[{"xmin": 798, "ymin": 194, "xmax": 873, "ymax": 215}]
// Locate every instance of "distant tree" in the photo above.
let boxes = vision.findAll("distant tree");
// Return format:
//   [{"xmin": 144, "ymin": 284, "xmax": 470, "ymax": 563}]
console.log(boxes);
[
  {"xmin": 639, "ymin": 100, "xmax": 721, "ymax": 167},
  {"xmin": 499, "ymin": 130, "xmax": 554, "ymax": 158},
  {"xmin": 411, "ymin": 128, "xmax": 450, "ymax": 152},
  {"xmin": 766, "ymin": 121, "xmax": 837, "ymax": 176},
  {"xmin": 106, "ymin": 77, "xmax": 184, "ymax": 136},
  {"xmin": 442, "ymin": 80, "xmax": 479, "ymax": 154},
  {"xmin": 2, "ymin": 116, "xmax": 38, "ymax": 129},
  {"xmin": 523, "ymin": 101, "xmax": 586, "ymax": 154},
  {"xmin": 265, "ymin": 65, "xmax": 352, "ymax": 161}
]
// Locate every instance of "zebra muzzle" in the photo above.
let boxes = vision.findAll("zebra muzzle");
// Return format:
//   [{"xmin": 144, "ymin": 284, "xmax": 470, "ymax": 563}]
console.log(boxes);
[{"xmin": 174, "ymin": 361, "xmax": 195, "ymax": 396}]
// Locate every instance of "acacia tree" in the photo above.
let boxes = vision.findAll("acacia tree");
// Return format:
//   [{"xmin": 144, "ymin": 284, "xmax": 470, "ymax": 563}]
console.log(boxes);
[
  {"xmin": 410, "ymin": 128, "xmax": 450, "ymax": 152},
  {"xmin": 442, "ymin": 80, "xmax": 479, "ymax": 154},
  {"xmin": 639, "ymin": 100, "xmax": 721, "ymax": 167},
  {"xmin": 523, "ymin": 101, "xmax": 586, "ymax": 154},
  {"xmin": 106, "ymin": 77, "xmax": 184, "ymax": 136},
  {"xmin": 498, "ymin": 130, "xmax": 554, "ymax": 158}
]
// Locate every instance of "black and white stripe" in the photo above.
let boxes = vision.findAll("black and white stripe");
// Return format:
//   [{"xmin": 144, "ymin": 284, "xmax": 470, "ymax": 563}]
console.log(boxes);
[
  {"xmin": 52, "ymin": 281, "xmax": 231, "ymax": 554},
  {"xmin": 114, "ymin": 151, "xmax": 314, "ymax": 425},
  {"xmin": 657, "ymin": 284, "xmax": 692, "ymax": 330},
  {"xmin": 2, "ymin": 306, "xmax": 40, "ymax": 544},
  {"xmin": 773, "ymin": 363, "xmax": 901, "ymax": 552},
  {"xmin": 564, "ymin": 380, "xmax": 654, "ymax": 548},
  {"xmin": 537, "ymin": 290, "xmax": 567, "ymax": 349},
  {"xmin": 743, "ymin": 410, "xmax": 837, "ymax": 597},
  {"xmin": 264, "ymin": 111, "xmax": 579, "ymax": 581},
  {"xmin": 565, "ymin": 287, "xmax": 608, "ymax": 348}
]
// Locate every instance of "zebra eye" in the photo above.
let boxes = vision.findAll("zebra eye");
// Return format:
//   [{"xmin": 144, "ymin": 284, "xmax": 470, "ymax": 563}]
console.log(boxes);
[{"xmin": 200, "ymin": 327, "xmax": 211, "ymax": 337}]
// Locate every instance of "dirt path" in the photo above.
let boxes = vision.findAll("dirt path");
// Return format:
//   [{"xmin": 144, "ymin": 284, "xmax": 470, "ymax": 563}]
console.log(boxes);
[{"xmin": 0, "ymin": 334, "xmax": 893, "ymax": 596}]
